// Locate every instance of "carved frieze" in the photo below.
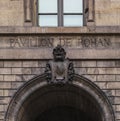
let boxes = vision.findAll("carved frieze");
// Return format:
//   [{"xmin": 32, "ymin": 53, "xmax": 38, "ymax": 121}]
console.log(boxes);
[{"xmin": 0, "ymin": 36, "xmax": 112, "ymax": 49}]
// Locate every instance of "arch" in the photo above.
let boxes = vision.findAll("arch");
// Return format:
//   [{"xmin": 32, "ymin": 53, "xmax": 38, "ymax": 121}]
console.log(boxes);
[{"xmin": 4, "ymin": 73, "xmax": 115, "ymax": 121}]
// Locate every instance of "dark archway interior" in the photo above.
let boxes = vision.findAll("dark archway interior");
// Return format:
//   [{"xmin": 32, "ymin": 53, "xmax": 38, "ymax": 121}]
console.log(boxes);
[
  {"xmin": 35, "ymin": 106, "xmax": 94, "ymax": 121},
  {"xmin": 17, "ymin": 84, "xmax": 103, "ymax": 121}
]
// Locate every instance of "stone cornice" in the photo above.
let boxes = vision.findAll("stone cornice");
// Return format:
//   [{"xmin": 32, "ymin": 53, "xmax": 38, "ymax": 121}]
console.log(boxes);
[{"xmin": 0, "ymin": 26, "xmax": 120, "ymax": 34}]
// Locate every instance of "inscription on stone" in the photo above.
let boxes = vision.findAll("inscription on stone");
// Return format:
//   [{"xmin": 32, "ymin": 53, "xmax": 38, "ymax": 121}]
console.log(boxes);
[{"xmin": 9, "ymin": 36, "xmax": 111, "ymax": 49}]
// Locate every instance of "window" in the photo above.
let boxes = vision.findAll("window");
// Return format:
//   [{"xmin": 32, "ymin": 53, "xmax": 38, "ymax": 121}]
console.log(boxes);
[
  {"xmin": 24, "ymin": 0, "xmax": 94, "ymax": 27},
  {"xmin": 38, "ymin": 0, "xmax": 84, "ymax": 27}
]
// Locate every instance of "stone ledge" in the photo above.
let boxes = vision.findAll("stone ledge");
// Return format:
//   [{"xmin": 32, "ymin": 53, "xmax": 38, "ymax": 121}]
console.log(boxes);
[
  {"xmin": 0, "ymin": 48, "xmax": 119, "ymax": 60},
  {"xmin": 0, "ymin": 26, "xmax": 120, "ymax": 34}
]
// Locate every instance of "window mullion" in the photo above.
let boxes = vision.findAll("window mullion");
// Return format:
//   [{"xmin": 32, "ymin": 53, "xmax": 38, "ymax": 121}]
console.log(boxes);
[{"xmin": 58, "ymin": 0, "xmax": 63, "ymax": 26}]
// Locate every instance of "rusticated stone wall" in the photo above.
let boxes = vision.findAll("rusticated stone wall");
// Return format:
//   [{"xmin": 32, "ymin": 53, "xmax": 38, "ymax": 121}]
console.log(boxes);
[{"xmin": 0, "ymin": 60, "xmax": 119, "ymax": 120}]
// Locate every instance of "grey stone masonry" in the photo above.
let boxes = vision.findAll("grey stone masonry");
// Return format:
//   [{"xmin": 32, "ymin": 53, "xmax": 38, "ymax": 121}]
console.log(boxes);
[{"xmin": 0, "ymin": 60, "xmax": 119, "ymax": 120}]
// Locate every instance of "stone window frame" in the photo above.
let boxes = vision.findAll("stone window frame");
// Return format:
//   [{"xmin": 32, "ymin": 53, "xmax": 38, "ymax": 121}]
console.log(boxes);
[{"xmin": 24, "ymin": 0, "xmax": 95, "ymax": 26}]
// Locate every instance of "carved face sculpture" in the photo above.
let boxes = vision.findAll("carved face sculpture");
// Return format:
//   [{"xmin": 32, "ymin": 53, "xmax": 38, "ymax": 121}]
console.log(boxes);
[{"xmin": 53, "ymin": 45, "xmax": 66, "ymax": 61}]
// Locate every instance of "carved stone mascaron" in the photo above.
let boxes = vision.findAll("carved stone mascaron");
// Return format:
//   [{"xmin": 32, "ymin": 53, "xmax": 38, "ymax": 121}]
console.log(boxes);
[{"xmin": 45, "ymin": 45, "xmax": 74, "ymax": 84}]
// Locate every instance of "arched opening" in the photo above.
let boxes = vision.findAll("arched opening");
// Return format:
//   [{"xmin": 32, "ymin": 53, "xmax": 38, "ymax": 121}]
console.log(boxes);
[
  {"xmin": 4, "ymin": 74, "xmax": 115, "ymax": 121},
  {"xmin": 17, "ymin": 84, "xmax": 102, "ymax": 121}
]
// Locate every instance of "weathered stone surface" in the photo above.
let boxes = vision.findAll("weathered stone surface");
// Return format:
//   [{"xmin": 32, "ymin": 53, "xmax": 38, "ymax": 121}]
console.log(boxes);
[
  {"xmin": 31, "ymin": 68, "xmax": 45, "ymax": 75},
  {"xmin": 23, "ymin": 75, "xmax": 35, "ymax": 81},
  {"xmin": 95, "ymin": 0, "xmax": 120, "ymax": 26},
  {"xmin": 115, "ymin": 90, "xmax": 120, "ymax": 96},
  {"xmin": 11, "ymin": 82, "xmax": 24, "ymax": 89},
  {"xmin": 116, "ymin": 105, "xmax": 120, "ymax": 112},
  {"xmin": 0, "ymin": 0, "xmax": 119, "ymax": 119},
  {"xmin": 4, "ymin": 61, "xmax": 22, "ymax": 67},
  {"xmin": 0, "ymin": 48, "xmax": 120, "ymax": 59},
  {"xmin": 83, "ymin": 75, "xmax": 97, "ymax": 82},
  {"xmin": 22, "ymin": 68, "xmax": 31, "ymax": 75},
  {"xmin": 0, "ymin": 68, "xmax": 11, "ymax": 74},
  {"xmin": 97, "ymin": 75, "xmax": 116, "ymax": 81},
  {"xmin": 0, "ymin": 35, "xmax": 119, "ymax": 59},
  {"xmin": 0, "ymin": 82, "xmax": 11, "ymax": 89},
  {"xmin": 107, "ymin": 82, "xmax": 120, "ymax": 89},
  {"xmin": 11, "ymin": 68, "xmax": 22, "ymax": 74},
  {"xmin": 4, "ymin": 75, "xmax": 16, "ymax": 81},
  {"xmin": 94, "ymin": 82, "xmax": 107, "ymax": 89},
  {"xmin": 23, "ymin": 61, "xmax": 39, "ymax": 67},
  {"xmin": 0, "ymin": 76, "xmax": 4, "ymax": 81},
  {"xmin": 0, "ymin": 0, "xmax": 24, "ymax": 26},
  {"xmin": 73, "ymin": 61, "xmax": 96, "ymax": 67},
  {"xmin": 116, "ymin": 112, "xmax": 120, "ymax": 120},
  {"xmin": 97, "ymin": 61, "xmax": 115, "ymax": 67}
]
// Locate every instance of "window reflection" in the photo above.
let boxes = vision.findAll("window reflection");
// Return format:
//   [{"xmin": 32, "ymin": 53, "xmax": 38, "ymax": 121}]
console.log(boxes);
[
  {"xmin": 38, "ymin": 15, "xmax": 57, "ymax": 26},
  {"xmin": 64, "ymin": 15, "xmax": 83, "ymax": 26}
]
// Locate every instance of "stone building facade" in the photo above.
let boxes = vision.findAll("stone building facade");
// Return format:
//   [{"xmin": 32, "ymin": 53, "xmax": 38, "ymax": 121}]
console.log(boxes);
[{"xmin": 0, "ymin": 0, "xmax": 120, "ymax": 121}]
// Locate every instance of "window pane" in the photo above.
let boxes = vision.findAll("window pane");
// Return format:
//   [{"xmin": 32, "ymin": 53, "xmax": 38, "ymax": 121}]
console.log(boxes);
[
  {"xmin": 64, "ymin": 15, "xmax": 83, "ymax": 26},
  {"xmin": 64, "ymin": 0, "xmax": 83, "ymax": 13},
  {"xmin": 38, "ymin": 15, "xmax": 57, "ymax": 26},
  {"xmin": 38, "ymin": 0, "xmax": 57, "ymax": 13}
]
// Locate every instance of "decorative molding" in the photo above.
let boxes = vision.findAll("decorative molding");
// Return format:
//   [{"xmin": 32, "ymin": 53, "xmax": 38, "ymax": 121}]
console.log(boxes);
[
  {"xmin": 88, "ymin": 0, "xmax": 94, "ymax": 22},
  {"xmin": 24, "ymin": 0, "xmax": 32, "ymax": 26},
  {"xmin": 87, "ymin": 0, "xmax": 95, "ymax": 26}
]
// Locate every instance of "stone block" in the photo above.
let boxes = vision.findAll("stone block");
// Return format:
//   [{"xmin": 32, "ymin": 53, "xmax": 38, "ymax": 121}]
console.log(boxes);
[
  {"xmin": 116, "ymin": 61, "xmax": 120, "ymax": 67},
  {"xmin": 31, "ymin": 68, "xmax": 45, "ymax": 75},
  {"xmin": 15, "ymin": 75, "xmax": 23, "ymax": 81},
  {"xmin": 3, "ymin": 90, "xmax": 10, "ymax": 97},
  {"xmin": 23, "ymin": 61, "xmax": 38, "ymax": 67},
  {"xmin": 74, "ymin": 68, "xmax": 87, "ymax": 75},
  {"xmin": 0, "ymin": 82, "xmax": 11, "ymax": 89},
  {"xmin": 116, "ymin": 112, "xmax": 120, "ymax": 120},
  {"xmin": 116, "ymin": 105, "xmax": 120, "ymax": 112},
  {"xmin": 0, "ymin": 90, "xmax": 3, "ymax": 96},
  {"xmin": 4, "ymin": 61, "xmax": 22, "ymax": 67},
  {"xmin": 4, "ymin": 75, "xmax": 16, "ymax": 81},
  {"xmin": 97, "ymin": 61, "xmax": 115, "ymax": 67},
  {"xmin": 12, "ymin": 68, "xmax": 22, "ymax": 74},
  {"xmin": 0, "ymin": 97, "xmax": 11, "ymax": 104},
  {"xmin": 0, "ymin": 68, "xmax": 11, "ymax": 74},
  {"xmin": 116, "ymin": 75, "xmax": 120, "ymax": 81},
  {"xmin": 0, "ymin": 0, "xmax": 24, "ymax": 26},
  {"xmin": 97, "ymin": 75, "xmax": 115, "ymax": 81},
  {"xmin": 0, "ymin": 105, "xmax": 4, "ymax": 112},
  {"xmin": 115, "ymin": 90, "xmax": 120, "ymax": 96},
  {"xmin": 73, "ymin": 61, "xmax": 96, "ymax": 67},
  {"xmin": 0, "ymin": 113, "xmax": 4, "ymax": 120},
  {"xmin": 38, "ymin": 61, "xmax": 47, "ymax": 68},
  {"xmin": 86, "ymin": 68, "xmax": 99, "ymax": 74},
  {"xmin": 98, "ymin": 68, "xmax": 119, "ymax": 75},
  {"xmin": 0, "ymin": 62, "xmax": 3, "ymax": 68},
  {"xmin": 8, "ymin": 90, "xmax": 16, "ymax": 97},
  {"xmin": 107, "ymin": 82, "xmax": 120, "ymax": 89},
  {"xmin": 0, "ymin": 76, "xmax": 3, "ymax": 81},
  {"xmin": 22, "ymin": 68, "xmax": 31, "ymax": 74}
]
